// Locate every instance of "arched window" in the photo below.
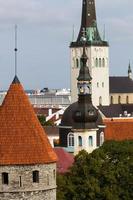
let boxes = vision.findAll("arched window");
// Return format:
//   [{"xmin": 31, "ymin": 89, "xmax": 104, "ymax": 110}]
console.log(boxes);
[
  {"xmin": 111, "ymin": 96, "xmax": 114, "ymax": 104},
  {"xmin": 68, "ymin": 133, "xmax": 74, "ymax": 147},
  {"xmin": 95, "ymin": 58, "xmax": 98, "ymax": 67},
  {"xmin": 2, "ymin": 173, "xmax": 9, "ymax": 185},
  {"xmin": 102, "ymin": 58, "xmax": 105, "ymax": 67},
  {"xmin": 100, "ymin": 132, "xmax": 104, "ymax": 146},
  {"xmin": 102, "ymin": 82, "xmax": 104, "ymax": 87},
  {"xmin": 97, "ymin": 82, "xmax": 99, "ymax": 88},
  {"xmin": 76, "ymin": 58, "xmax": 79, "ymax": 68},
  {"xmin": 78, "ymin": 136, "xmax": 82, "ymax": 147},
  {"xmin": 99, "ymin": 96, "xmax": 102, "ymax": 105},
  {"xmin": 118, "ymin": 96, "xmax": 121, "ymax": 104},
  {"xmin": 99, "ymin": 58, "xmax": 101, "ymax": 67},
  {"xmin": 89, "ymin": 136, "xmax": 93, "ymax": 146},
  {"xmin": 33, "ymin": 170, "xmax": 39, "ymax": 183},
  {"xmin": 126, "ymin": 96, "xmax": 129, "ymax": 104}
]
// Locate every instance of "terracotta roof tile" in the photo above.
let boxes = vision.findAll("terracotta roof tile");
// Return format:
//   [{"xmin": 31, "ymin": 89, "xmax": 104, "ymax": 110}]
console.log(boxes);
[
  {"xmin": 0, "ymin": 77, "xmax": 57, "ymax": 165},
  {"xmin": 104, "ymin": 119, "xmax": 133, "ymax": 141}
]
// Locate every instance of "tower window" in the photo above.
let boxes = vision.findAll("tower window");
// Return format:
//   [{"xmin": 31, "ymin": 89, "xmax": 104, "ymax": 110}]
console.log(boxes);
[
  {"xmin": 95, "ymin": 58, "xmax": 98, "ymax": 67},
  {"xmin": 68, "ymin": 133, "xmax": 74, "ymax": 147},
  {"xmin": 2, "ymin": 173, "xmax": 9, "ymax": 185},
  {"xmin": 102, "ymin": 82, "xmax": 104, "ymax": 87},
  {"xmin": 76, "ymin": 58, "xmax": 79, "ymax": 68},
  {"xmin": 99, "ymin": 96, "xmax": 102, "ymax": 105},
  {"xmin": 111, "ymin": 96, "xmax": 114, "ymax": 104},
  {"xmin": 97, "ymin": 82, "xmax": 99, "ymax": 87},
  {"xmin": 32, "ymin": 170, "xmax": 39, "ymax": 183},
  {"xmin": 100, "ymin": 132, "xmax": 104, "ymax": 146},
  {"xmin": 126, "ymin": 96, "xmax": 129, "ymax": 104},
  {"xmin": 102, "ymin": 58, "xmax": 105, "ymax": 67},
  {"xmin": 78, "ymin": 136, "xmax": 82, "ymax": 147},
  {"xmin": 89, "ymin": 136, "xmax": 93, "ymax": 146},
  {"xmin": 53, "ymin": 170, "xmax": 56, "ymax": 180},
  {"xmin": 99, "ymin": 58, "xmax": 101, "ymax": 67},
  {"xmin": 118, "ymin": 96, "xmax": 121, "ymax": 104}
]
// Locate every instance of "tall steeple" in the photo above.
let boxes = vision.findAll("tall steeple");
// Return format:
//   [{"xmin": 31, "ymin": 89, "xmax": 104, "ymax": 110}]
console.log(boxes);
[
  {"xmin": 70, "ymin": 0, "xmax": 109, "ymax": 106},
  {"xmin": 77, "ymin": 0, "xmax": 102, "ymax": 43},
  {"xmin": 128, "ymin": 61, "xmax": 132, "ymax": 79}
]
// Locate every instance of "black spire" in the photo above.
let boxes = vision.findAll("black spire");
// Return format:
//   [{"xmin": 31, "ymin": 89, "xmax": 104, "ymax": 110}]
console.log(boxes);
[
  {"xmin": 77, "ymin": 28, "xmax": 92, "ymax": 95},
  {"xmin": 77, "ymin": 38, "xmax": 92, "ymax": 82},
  {"xmin": 77, "ymin": 0, "xmax": 97, "ymax": 42},
  {"xmin": 128, "ymin": 61, "xmax": 132, "ymax": 79}
]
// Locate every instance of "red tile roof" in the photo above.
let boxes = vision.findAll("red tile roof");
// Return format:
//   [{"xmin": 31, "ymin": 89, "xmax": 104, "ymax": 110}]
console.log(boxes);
[
  {"xmin": 54, "ymin": 147, "xmax": 74, "ymax": 173},
  {"xmin": 0, "ymin": 79, "xmax": 57, "ymax": 165},
  {"xmin": 104, "ymin": 119, "xmax": 133, "ymax": 141}
]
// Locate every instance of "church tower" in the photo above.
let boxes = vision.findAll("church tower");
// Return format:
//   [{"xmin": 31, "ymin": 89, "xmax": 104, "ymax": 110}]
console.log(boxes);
[{"xmin": 70, "ymin": 0, "xmax": 109, "ymax": 106}]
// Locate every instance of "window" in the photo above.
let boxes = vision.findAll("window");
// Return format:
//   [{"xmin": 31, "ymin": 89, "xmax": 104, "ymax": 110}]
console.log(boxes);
[
  {"xmin": 76, "ymin": 58, "xmax": 79, "ymax": 68},
  {"xmin": 2, "ymin": 173, "xmax": 9, "ymax": 185},
  {"xmin": 118, "ymin": 96, "xmax": 121, "ymax": 104},
  {"xmin": 126, "ymin": 96, "xmax": 129, "ymax": 104},
  {"xmin": 99, "ymin": 58, "xmax": 101, "ymax": 67},
  {"xmin": 102, "ymin": 58, "xmax": 105, "ymax": 67},
  {"xmin": 111, "ymin": 96, "xmax": 114, "ymax": 104},
  {"xmin": 68, "ymin": 133, "xmax": 74, "ymax": 147},
  {"xmin": 97, "ymin": 82, "xmax": 99, "ymax": 87},
  {"xmin": 99, "ymin": 96, "xmax": 102, "ymax": 105},
  {"xmin": 89, "ymin": 136, "xmax": 93, "ymax": 146},
  {"xmin": 53, "ymin": 170, "xmax": 56, "ymax": 180},
  {"xmin": 33, "ymin": 171, "xmax": 39, "ymax": 183},
  {"xmin": 19, "ymin": 176, "xmax": 22, "ymax": 187},
  {"xmin": 102, "ymin": 82, "xmax": 104, "ymax": 87},
  {"xmin": 95, "ymin": 58, "xmax": 98, "ymax": 67},
  {"xmin": 100, "ymin": 132, "xmax": 104, "ymax": 146},
  {"xmin": 78, "ymin": 136, "xmax": 82, "ymax": 147}
]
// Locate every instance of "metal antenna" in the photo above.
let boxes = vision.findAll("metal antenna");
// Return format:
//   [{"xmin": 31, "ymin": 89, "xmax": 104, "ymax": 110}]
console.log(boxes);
[{"xmin": 14, "ymin": 25, "xmax": 18, "ymax": 76}]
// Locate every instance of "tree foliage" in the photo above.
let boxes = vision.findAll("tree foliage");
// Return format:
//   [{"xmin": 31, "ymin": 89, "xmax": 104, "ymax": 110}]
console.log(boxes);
[
  {"xmin": 37, "ymin": 115, "xmax": 54, "ymax": 126},
  {"xmin": 57, "ymin": 140, "xmax": 133, "ymax": 200}
]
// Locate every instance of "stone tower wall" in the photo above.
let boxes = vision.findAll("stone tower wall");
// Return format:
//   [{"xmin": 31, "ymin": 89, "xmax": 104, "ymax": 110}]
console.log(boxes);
[{"xmin": 0, "ymin": 163, "xmax": 56, "ymax": 200}]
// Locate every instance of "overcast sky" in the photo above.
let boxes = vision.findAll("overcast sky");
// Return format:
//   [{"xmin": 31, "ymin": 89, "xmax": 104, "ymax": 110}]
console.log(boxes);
[{"xmin": 0, "ymin": 0, "xmax": 132, "ymax": 90}]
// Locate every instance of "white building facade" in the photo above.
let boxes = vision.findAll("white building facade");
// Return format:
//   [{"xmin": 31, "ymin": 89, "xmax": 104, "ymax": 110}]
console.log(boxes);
[{"xmin": 70, "ymin": 0, "xmax": 110, "ymax": 106}]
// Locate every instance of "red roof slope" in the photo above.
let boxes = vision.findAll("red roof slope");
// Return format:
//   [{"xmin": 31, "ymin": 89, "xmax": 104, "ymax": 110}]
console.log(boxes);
[
  {"xmin": 54, "ymin": 147, "xmax": 74, "ymax": 173},
  {"xmin": 104, "ymin": 119, "xmax": 133, "ymax": 141},
  {"xmin": 0, "ymin": 78, "xmax": 57, "ymax": 165}
]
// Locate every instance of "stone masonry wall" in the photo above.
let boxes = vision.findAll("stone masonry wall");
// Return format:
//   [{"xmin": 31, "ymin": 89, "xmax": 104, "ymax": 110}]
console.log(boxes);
[{"xmin": 0, "ymin": 163, "xmax": 56, "ymax": 200}]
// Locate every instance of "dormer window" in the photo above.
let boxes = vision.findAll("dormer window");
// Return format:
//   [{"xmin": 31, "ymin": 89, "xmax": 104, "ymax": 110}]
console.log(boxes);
[
  {"xmin": 33, "ymin": 170, "xmax": 39, "ymax": 183},
  {"xmin": 2, "ymin": 173, "xmax": 9, "ymax": 185}
]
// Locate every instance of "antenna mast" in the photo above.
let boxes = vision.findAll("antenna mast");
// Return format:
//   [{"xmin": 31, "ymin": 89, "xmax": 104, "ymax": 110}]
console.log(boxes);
[{"xmin": 14, "ymin": 25, "xmax": 18, "ymax": 76}]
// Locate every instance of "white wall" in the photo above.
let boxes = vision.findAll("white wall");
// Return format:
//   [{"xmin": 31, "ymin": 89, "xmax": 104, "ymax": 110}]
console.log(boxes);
[{"xmin": 70, "ymin": 46, "xmax": 110, "ymax": 106}]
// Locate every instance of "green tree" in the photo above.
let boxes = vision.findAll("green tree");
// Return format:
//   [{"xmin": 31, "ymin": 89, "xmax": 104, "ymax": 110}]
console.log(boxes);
[
  {"xmin": 57, "ymin": 140, "xmax": 133, "ymax": 200},
  {"xmin": 37, "ymin": 115, "xmax": 54, "ymax": 126}
]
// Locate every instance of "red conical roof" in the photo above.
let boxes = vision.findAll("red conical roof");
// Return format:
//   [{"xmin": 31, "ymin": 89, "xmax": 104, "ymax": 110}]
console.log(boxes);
[{"xmin": 0, "ymin": 77, "xmax": 57, "ymax": 165}]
